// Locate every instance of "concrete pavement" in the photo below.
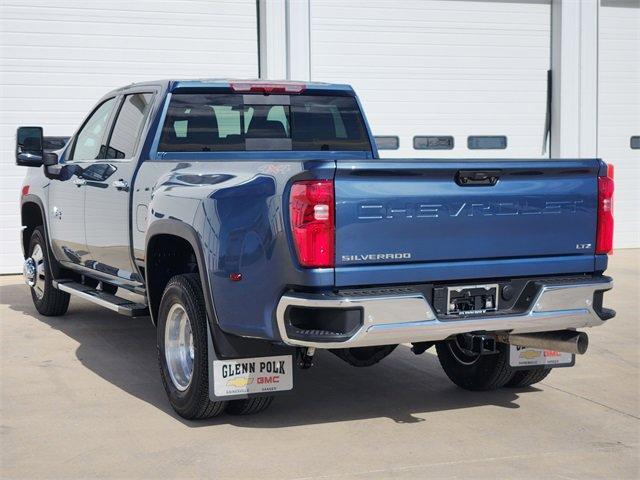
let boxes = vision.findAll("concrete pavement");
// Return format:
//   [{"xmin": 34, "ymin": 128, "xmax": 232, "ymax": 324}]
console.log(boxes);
[{"xmin": 1, "ymin": 250, "xmax": 638, "ymax": 479}]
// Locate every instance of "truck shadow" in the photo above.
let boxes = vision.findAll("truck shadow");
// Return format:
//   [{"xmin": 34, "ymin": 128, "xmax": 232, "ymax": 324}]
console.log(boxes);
[{"xmin": 3, "ymin": 282, "xmax": 537, "ymax": 429}]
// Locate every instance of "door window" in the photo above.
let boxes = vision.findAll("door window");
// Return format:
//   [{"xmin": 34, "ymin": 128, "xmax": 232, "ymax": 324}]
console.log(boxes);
[
  {"xmin": 106, "ymin": 93, "xmax": 154, "ymax": 159},
  {"xmin": 70, "ymin": 98, "xmax": 116, "ymax": 161}
]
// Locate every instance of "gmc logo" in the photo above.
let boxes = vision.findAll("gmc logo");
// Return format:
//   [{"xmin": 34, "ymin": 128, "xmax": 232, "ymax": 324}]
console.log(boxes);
[{"xmin": 257, "ymin": 376, "xmax": 280, "ymax": 384}]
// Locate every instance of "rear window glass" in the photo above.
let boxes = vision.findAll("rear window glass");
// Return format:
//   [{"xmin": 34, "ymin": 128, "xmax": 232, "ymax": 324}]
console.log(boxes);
[{"xmin": 158, "ymin": 93, "xmax": 371, "ymax": 152}]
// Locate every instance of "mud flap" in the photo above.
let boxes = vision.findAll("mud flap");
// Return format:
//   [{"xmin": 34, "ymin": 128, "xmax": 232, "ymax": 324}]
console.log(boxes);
[
  {"xmin": 508, "ymin": 345, "xmax": 575, "ymax": 370},
  {"xmin": 207, "ymin": 324, "xmax": 294, "ymax": 401}
]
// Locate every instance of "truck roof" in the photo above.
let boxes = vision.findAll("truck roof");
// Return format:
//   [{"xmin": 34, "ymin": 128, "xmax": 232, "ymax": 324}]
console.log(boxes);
[{"xmin": 107, "ymin": 79, "xmax": 355, "ymax": 96}]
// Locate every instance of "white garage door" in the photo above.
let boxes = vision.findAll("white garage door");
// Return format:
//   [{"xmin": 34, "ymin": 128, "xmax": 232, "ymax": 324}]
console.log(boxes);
[
  {"xmin": 310, "ymin": 0, "xmax": 551, "ymax": 159},
  {"xmin": 0, "ymin": 0, "xmax": 258, "ymax": 273},
  {"xmin": 598, "ymin": 0, "xmax": 640, "ymax": 248}
]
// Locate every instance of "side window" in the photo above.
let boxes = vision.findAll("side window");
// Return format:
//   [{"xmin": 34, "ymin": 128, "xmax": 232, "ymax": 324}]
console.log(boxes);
[
  {"xmin": 106, "ymin": 93, "xmax": 154, "ymax": 159},
  {"xmin": 70, "ymin": 98, "xmax": 116, "ymax": 161}
]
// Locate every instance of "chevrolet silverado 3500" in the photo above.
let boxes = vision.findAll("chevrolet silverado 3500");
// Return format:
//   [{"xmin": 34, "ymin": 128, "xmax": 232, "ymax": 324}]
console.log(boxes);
[{"xmin": 16, "ymin": 80, "xmax": 615, "ymax": 418}]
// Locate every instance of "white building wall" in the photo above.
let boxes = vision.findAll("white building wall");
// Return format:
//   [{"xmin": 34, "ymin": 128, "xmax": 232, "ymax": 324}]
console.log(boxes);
[
  {"xmin": 309, "ymin": 0, "xmax": 552, "ymax": 159},
  {"xmin": 550, "ymin": 0, "xmax": 599, "ymax": 158},
  {"xmin": 0, "ymin": 0, "xmax": 258, "ymax": 273},
  {"xmin": 598, "ymin": 0, "xmax": 640, "ymax": 248}
]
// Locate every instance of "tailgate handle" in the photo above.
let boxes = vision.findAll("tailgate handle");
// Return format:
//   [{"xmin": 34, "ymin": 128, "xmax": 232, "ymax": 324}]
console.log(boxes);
[{"xmin": 455, "ymin": 170, "xmax": 501, "ymax": 186}]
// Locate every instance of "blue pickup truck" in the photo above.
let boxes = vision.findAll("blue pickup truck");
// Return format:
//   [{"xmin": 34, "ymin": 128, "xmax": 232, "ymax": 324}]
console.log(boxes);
[{"xmin": 16, "ymin": 79, "xmax": 615, "ymax": 419}]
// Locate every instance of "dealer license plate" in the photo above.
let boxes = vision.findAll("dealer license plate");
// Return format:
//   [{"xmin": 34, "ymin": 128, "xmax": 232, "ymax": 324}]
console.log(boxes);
[
  {"xmin": 446, "ymin": 283, "xmax": 499, "ymax": 315},
  {"xmin": 213, "ymin": 355, "xmax": 293, "ymax": 397},
  {"xmin": 509, "ymin": 345, "xmax": 574, "ymax": 368}
]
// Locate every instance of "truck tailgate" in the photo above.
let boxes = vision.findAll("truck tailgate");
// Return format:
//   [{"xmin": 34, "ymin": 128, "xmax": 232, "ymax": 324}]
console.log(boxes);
[{"xmin": 334, "ymin": 159, "xmax": 600, "ymax": 285}]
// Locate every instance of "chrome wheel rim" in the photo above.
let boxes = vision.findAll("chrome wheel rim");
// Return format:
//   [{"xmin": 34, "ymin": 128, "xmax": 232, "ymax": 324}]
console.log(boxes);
[
  {"xmin": 164, "ymin": 303, "xmax": 194, "ymax": 391},
  {"xmin": 29, "ymin": 244, "xmax": 46, "ymax": 300}
]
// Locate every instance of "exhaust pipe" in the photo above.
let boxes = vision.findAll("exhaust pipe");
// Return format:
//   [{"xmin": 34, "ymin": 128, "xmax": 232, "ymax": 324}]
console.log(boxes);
[{"xmin": 501, "ymin": 330, "xmax": 589, "ymax": 355}]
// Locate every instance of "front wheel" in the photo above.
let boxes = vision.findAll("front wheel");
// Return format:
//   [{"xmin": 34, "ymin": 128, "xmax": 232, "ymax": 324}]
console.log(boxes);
[
  {"xmin": 436, "ymin": 338, "xmax": 514, "ymax": 391},
  {"xmin": 26, "ymin": 226, "xmax": 70, "ymax": 316},
  {"xmin": 157, "ymin": 274, "xmax": 226, "ymax": 419}
]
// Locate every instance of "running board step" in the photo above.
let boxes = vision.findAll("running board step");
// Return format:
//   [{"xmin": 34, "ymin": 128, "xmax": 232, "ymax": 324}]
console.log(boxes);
[{"xmin": 53, "ymin": 280, "xmax": 149, "ymax": 317}]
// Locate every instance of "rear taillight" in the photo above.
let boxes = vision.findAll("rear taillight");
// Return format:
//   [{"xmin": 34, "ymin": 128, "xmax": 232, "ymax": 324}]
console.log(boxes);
[
  {"xmin": 289, "ymin": 180, "xmax": 335, "ymax": 268},
  {"xmin": 596, "ymin": 164, "xmax": 614, "ymax": 254}
]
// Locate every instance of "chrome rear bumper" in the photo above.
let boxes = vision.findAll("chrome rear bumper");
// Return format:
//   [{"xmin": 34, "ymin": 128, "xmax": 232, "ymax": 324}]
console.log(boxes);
[{"xmin": 275, "ymin": 279, "xmax": 613, "ymax": 349}]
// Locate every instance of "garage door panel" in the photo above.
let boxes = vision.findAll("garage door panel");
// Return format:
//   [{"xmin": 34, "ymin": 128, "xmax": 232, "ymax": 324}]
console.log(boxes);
[
  {"xmin": 313, "ymin": 3, "xmax": 549, "ymax": 23},
  {"xmin": 2, "ymin": 46, "xmax": 255, "ymax": 65},
  {"xmin": 2, "ymin": 21, "xmax": 257, "ymax": 41},
  {"xmin": 314, "ymin": 32, "xmax": 549, "ymax": 46},
  {"xmin": 2, "ymin": 32, "xmax": 256, "ymax": 57},
  {"xmin": 312, "ymin": 53, "xmax": 549, "ymax": 69},
  {"xmin": 311, "ymin": 0, "xmax": 551, "ymax": 160},
  {"xmin": 1, "ymin": 84, "xmax": 124, "ymax": 99},
  {"xmin": 598, "ymin": 1, "xmax": 640, "ymax": 248},
  {"xmin": 1, "ymin": 111, "xmax": 93, "ymax": 126},
  {"xmin": 0, "ymin": 0, "xmax": 258, "ymax": 273},
  {"xmin": 1, "ymin": 67, "xmax": 254, "ymax": 86},
  {"xmin": 3, "ymin": 0, "xmax": 253, "ymax": 18},
  {"xmin": 313, "ymin": 42, "xmax": 550, "ymax": 59},
  {"xmin": 2, "ymin": 97, "xmax": 106, "ymax": 112},
  {"xmin": 315, "ymin": 67, "xmax": 550, "ymax": 82},
  {"xmin": 3, "ymin": 55, "xmax": 256, "ymax": 71}
]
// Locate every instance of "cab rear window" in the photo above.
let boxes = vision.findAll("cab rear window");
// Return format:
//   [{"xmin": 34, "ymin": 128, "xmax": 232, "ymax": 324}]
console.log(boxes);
[{"xmin": 158, "ymin": 93, "xmax": 371, "ymax": 152}]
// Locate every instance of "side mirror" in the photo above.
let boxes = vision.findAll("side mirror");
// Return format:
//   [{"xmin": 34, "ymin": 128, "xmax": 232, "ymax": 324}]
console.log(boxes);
[{"xmin": 16, "ymin": 126, "xmax": 44, "ymax": 167}]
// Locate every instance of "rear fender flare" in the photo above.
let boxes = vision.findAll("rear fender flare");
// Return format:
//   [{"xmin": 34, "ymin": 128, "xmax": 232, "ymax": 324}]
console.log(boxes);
[
  {"xmin": 145, "ymin": 219, "xmax": 293, "ymax": 360},
  {"xmin": 145, "ymin": 219, "xmax": 216, "ymax": 328}
]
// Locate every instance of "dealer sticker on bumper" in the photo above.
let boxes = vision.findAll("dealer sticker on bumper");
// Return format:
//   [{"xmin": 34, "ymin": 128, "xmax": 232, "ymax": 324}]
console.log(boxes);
[
  {"xmin": 509, "ymin": 345, "xmax": 573, "ymax": 368},
  {"xmin": 213, "ymin": 355, "xmax": 293, "ymax": 397}
]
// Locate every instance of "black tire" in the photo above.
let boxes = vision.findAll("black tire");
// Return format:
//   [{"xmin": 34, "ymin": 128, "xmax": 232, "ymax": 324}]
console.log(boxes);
[
  {"xmin": 331, "ymin": 345, "xmax": 398, "ymax": 367},
  {"xmin": 226, "ymin": 396, "xmax": 274, "ymax": 415},
  {"xmin": 157, "ymin": 273, "xmax": 226, "ymax": 420},
  {"xmin": 436, "ymin": 338, "xmax": 514, "ymax": 391},
  {"xmin": 28, "ymin": 226, "xmax": 70, "ymax": 316},
  {"xmin": 505, "ymin": 368, "xmax": 552, "ymax": 388}
]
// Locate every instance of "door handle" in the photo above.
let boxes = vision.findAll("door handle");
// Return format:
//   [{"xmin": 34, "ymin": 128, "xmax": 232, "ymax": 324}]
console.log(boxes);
[
  {"xmin": 73, "ymin": 178, "xmax": 86, "ymax": 186},
  {"xmin": 112, "ymin": 179, "xmax": 129, "ymax": 192},
  {"xmin": 455, "ymin": 170, "xmax": 501, "ymax": 187}
]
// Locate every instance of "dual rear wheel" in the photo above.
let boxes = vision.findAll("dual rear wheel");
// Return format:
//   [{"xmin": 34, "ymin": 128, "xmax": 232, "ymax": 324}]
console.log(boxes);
[
  {"xmin": 156, "ymin": 274, "xmax": 273, "ymax": 419},
  {"xmin": 436, "ymin": 338, "xmax": 552, "ymax": 390}
]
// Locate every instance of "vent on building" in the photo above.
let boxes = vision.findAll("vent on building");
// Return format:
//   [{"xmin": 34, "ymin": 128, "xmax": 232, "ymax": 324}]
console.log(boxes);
[
  {"xmin": 413, "ymin": 136, "xmax": 454, "ymax": 150},
  {"xmin": 375, "ymin": 136, "xmax": 399, "ymax": 150},
  {"xmin": 468, "ymin": 136, "xmax": 507, "ymax": 150}
]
